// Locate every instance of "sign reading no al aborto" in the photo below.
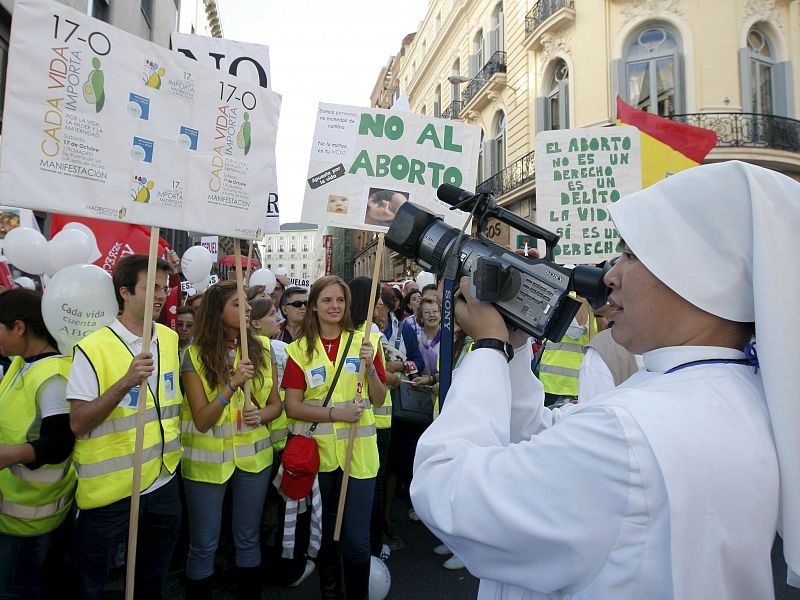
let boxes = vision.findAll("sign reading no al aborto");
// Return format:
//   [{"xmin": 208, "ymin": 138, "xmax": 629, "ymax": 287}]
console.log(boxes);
[
  {"xmin": 302, "ymin": 103, "xmax": 481, "ymax": 233},
  {"xmin": 0, "ymin": 0, "xmax": 281, "ymax": 240}
]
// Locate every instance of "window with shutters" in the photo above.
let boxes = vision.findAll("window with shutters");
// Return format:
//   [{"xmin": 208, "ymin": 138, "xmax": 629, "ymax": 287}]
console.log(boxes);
[
  {"xmin": 546, "ymin": 60, "xmax": 569, "ymax": 130},
  {"xmin": 620, "ymin": 26, "xmax": 683, "ymax": 116},
  {"xmin": 746, "ymin": 27, "xmax": 775, "ymax": 115},
  {"xmin": 434, "ymin": 85, "xmax": 442, "ymax": 117},
  {"xmin": 471, "ymin": 30, "xmax": 485, "ymax": 77},
  {"xmin": 493, "ymin": 111, "xmax": 506, "ymax": 174},
  {"xmin": 491, "ymin": 3, "xmax": 504, "ymax": 55},
  {"xmin": 477, "ymin": 129, "xmax": 485, "ymax": 182}
]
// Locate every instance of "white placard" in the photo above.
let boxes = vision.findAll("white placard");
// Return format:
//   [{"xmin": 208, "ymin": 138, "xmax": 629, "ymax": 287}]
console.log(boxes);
[
  {"xmin": 200, "ymin": 235, "xmax": 218, "ymax": 261},
  {"xmin": 0, "ymin": 0, "xmax": 281, "ymax": 240},
  {"xmin": 534, "ymin": 126, "xmax": 642, "ymax": 264},
  {"xmin": 171, "ymin": 32, "xmax": 279, "ymax": 234},
  {"xmin": 302, "ymin": 103, "xmax": 481, "ymax": 232}
]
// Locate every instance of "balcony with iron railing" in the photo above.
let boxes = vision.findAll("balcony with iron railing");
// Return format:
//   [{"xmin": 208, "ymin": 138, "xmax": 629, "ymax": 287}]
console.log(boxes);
[
  {"xmin": 476, "ymin": 149, "xmax": 536, "ymax": 199},
  {"xmin": 525, "ymin": 0, "xmax": 575, "ymax": 35},
  {"xmin": 460, "ymin": 52, "xmax": 507, "ymax": 110},
  {"xmin": 441, "ymin": 100, "xmax": 463, "ymax": 120},
  {"xmin": 668, "ymin": 112, "xmax": 800, "ymax": 154}
]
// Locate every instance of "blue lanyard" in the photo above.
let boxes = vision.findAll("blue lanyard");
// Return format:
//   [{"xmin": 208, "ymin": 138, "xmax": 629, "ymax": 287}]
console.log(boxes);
[{"xmin": 665, "ymin": 342, "xmax": 759, "ymax": 374}]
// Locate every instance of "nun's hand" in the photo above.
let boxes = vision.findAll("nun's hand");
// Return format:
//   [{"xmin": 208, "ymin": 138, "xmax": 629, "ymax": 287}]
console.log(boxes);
[{"xmin": 454, "ymin": 277, "xmax": 508, "ymax": 343}]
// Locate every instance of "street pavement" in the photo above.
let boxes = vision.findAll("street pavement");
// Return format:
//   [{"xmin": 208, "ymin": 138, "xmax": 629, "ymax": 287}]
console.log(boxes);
[{"xmin": 102, "ymin": 493, "xmax": 799, "ymax": 599}]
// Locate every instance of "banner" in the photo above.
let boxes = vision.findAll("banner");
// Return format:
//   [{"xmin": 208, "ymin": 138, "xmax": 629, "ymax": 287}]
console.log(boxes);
[
  {"xmin": 534, "ymin": 126, "xmax": 642, "ymax": 264},
  {"xmin": 0, "ymin": 0, "xmax": 281, "ymax": 240},
  {"xmin": 172, "ymin": 32, "xmax": 280, "ymax": 234},
  {"xmin": 302, "ymin": 103, "xmax": 481, "ymax": 232}
]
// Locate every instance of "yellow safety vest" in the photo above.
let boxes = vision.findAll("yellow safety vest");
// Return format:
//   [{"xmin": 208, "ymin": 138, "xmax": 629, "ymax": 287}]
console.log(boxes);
[
  {"xmin": 72, "ymin": 325, "xmax": 183, "ymax": 510},
  {"xmin": 0, "ymin": 355, "xmax": 76, "ymax": 535},
  {"xmin": 538, "ymin": 327, "xmax": 592, "ymax": 397},
  {"xmin": 269, "ymin": 389, "xmax": 289, "ymax": 452},
  {"xmin": 284, "ymin": 331, "xmax": 380, "ymax": 478},
  {"xmin": 361, "ymin": 325, "xmax": 391, "ymax": 430},
  {"xmin": 181, "ymin": 339, "xmax": 273, "ymax": 483}
]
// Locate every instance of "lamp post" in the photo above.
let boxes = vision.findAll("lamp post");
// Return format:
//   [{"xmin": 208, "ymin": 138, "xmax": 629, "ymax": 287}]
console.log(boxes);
[{"xmin": 447, "ymin": 74, "xmax": 517, "ymax": 94}]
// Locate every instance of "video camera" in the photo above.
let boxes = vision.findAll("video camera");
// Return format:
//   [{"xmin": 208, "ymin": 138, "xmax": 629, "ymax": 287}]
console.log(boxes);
[{"xmin": 385, "ymin": 184, "xmax": 610, "ymax": 342}]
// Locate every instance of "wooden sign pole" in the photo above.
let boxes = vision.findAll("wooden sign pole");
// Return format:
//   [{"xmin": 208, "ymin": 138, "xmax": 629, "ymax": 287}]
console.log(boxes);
[
  {"xmin": 124, "ymin": 226, "xmax": 160, "ymax": 600},
  {"xmin": 334, "ymin": 233, "xmax": 385, "ymax": 540},
  {"xmin": 234, "ymin": 241, "xmax": 252, "ymax": 411}
]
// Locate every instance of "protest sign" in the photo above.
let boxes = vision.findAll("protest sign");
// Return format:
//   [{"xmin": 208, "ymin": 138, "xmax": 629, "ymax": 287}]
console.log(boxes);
[
  {"xmin": 200, "ymin": 235, "xmax": 219, "ymax": 261},
  {"xmin": 172, "ymin": 32, "xmax": 280, "ymax": 234},
  {"xmin": 534, "ymin": 126, "xmax": 641, "ymax": 264},
  {"xmin": 303, "ymin": 103, "xmax": 481, "ymax": 232},
  {"xmin": 0, "ymin": 0, "xmax": 281, "ymax": 240}
]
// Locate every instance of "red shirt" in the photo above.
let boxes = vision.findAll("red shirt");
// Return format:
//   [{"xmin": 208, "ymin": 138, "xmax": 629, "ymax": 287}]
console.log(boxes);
[{"xmin": 282, "ymin": 334, "xmax": 387, "ymax": 390}]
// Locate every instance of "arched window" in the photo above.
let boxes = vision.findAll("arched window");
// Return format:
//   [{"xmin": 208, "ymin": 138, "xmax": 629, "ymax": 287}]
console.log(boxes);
[
  {"xmin": 491, "ymin": 3, "xmax": 504, "ymax": 55},
  {"xmin": 451, "ymin": 58, "xmax": 461, "ymax": 104},
  {"xmin": 477, "ymin": 129, "xmax": 485, "ymax": 182},
  {"xmin": 547, "ymin": 60, "xmax": 569, "ymax": 129},
  {"xmin": 623, "ymin": 25, "xmax": 682, "ymax": 116},
  {"xmin": 746, "ymin": 27, "xmax": 774, "ymax": 114},
  {"xmin": 434, "ymin": 84, "xmax": 442, "ymax": 117},
  {"xmin": 492, "ymin": 111, "xmax": 506, "ymax": 174},
  {"xmin": 471, "ymin": 30, "xmax": 485, "ymax": 76}
]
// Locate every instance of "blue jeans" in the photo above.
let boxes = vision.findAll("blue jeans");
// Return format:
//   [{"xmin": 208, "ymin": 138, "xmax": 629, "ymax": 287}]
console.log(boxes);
[
  {"xmin": 183, "ymin": 466, "xmax": 272, "ymax": 580},
  {"xmin": 0, "ymin": 531, "xmax": 51, "ymax": 599},
  {"xmin": 318, "ymin": 470, "xmax": 375, "ymax": 563},
  {"xmin": 70, "ymin": 475, "xmax": 182, "ymax": 600}
]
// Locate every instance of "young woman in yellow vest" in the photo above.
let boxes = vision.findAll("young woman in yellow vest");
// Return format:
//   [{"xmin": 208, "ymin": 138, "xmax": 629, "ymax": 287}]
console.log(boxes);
[
  {"xmin": 180, "ymin": 281, "xmax": 281, "ymax": 599},
  {"xmin": 0, "ymin": 289, "xmax": 76, "ymax": 599},
  {"xmin": 283, "ymin": 275, "xmax": 387, "ymax": 600}
]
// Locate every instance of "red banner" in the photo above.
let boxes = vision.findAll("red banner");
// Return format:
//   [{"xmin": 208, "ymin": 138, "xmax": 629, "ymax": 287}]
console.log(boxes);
[
  {"xmin": 323, "ymin": 234, "xmax": 333, "ymax": 276},
  {"xmin": 50, "ymin": 215, "xmax": 171, "ymax": 274}
]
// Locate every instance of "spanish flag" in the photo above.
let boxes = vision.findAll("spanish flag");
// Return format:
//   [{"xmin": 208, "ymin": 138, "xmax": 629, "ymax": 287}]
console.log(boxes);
[{"xmin": 616, "ymin": 96, "xmax": 718, "ymax": 188}]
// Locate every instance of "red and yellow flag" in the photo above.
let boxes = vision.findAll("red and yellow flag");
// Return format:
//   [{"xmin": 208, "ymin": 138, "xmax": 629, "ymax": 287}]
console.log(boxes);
[{"xmin": 616, "ymin": 96, "xmax": 718, "ymax": 188}]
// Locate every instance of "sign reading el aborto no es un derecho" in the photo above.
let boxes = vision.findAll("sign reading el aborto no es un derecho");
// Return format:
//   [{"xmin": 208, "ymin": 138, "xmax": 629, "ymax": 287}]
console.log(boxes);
[
  {"xmin": 534, "ymin": 126, "xmax": 642, "ymax": 265},
  {"xmin": 0, "ymin": 0, "xmax": 281, "ymax": 241},
  {"xmin": 302, "ymin": 102, "xmax": 481, "ymax": 233}
]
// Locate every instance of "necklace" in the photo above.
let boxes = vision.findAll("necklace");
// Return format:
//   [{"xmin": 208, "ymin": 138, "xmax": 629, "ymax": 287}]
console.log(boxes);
[{"xmin": 26, "ymin": 340, "xmax": 54, "ymax": 362}]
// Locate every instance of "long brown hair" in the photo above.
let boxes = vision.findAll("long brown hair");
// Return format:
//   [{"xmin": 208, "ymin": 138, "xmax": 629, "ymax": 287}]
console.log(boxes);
[
  {"xmin": 192, "ymin": 281, "xmax": 267, "ymax": 390},
  {"xmin": 301, "ymin": 276, "xmax": 353, "ymax": 362}
]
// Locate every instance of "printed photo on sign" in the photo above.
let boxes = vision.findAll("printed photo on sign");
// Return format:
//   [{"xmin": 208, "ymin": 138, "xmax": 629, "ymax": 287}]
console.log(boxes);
[
  {"xmin": 364, "ymin": 187, "xmax": 408, "ymax": 228},
  {"xmin": 0, "ymin": 208, "xmax": 20, "ymax": 239},
  {"xmin": 326, "ymin": 195, "xmax": 348, "ymax": 215}
]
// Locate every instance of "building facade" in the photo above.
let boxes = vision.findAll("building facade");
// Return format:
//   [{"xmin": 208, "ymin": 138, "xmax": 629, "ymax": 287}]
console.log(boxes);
[
  {"xmin": 381, "ymin": 0, "xmax": 800, "ymax": 248},
  {"xmin": 260, "ymin": 222, "xmax": 325, "ymax": 283}
]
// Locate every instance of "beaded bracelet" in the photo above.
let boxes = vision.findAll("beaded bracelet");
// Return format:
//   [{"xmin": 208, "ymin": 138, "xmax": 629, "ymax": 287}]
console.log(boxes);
[{"xmin": 217, "ymin": 391, "xmax": 230, "ymax": 406}]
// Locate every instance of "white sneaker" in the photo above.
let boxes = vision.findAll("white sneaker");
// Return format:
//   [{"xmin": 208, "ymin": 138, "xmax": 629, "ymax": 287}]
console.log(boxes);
[
  {"xmin": 288, "ymin": 559, "xmax": 315, "ymax": 587},
  {"xmin": 433, "ymin": 543, "xmax": 452, "ymax": 556},
  {"xmin": 408, "ymin": 508, "xmax": 421, "ymax": 523},
  {"xmin": 379, "ymin": 544, "xmax": 391, "ymax": 561},
  {"xmin": 443, "ymin": 555, "xmax": 465, "ymax": 570}
]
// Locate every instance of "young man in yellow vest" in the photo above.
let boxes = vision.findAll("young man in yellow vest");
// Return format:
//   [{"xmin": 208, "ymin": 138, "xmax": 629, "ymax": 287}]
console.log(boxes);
[{"xmin": 67, "ymin": 254, "xmax": 183, "ymax": 600}]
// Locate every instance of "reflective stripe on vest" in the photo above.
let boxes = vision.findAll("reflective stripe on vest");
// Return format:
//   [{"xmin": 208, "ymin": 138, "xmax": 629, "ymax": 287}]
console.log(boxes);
[
  {"xmin": 181, "ymin": 340, "xmax": 273, "ymax": 484},
  {"xmin": 72, "ymin": 325, "xmax": 183, "ymax": 510},
  {"xmin": 284, "ymin": 331, "xmax": 380, "ymax": 478},
  {"xmin": 0, "ymin": 355, "xmax": 76, "ymax": 535},
  {"xmin": 0, "ymin": 489, "xmax": 74, "ymax": 520},
  {"xmin": 538, "ymin": 329, "xmax": 591, "ymax": 397}
]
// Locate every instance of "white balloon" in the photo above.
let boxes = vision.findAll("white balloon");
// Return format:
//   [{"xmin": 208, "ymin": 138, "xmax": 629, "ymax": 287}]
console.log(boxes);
[
  {"xmin": 192, "ymin": 275, "xmax": 212, "ymax": 293},
  {"xmin": 47, "ymin": 229, "xmax": 93, "ymax": 274},
  {"xmin": 368, "ymin": 556, "xmax": 391, "ymax": 600},
  {"xmin": 248, "ymin": 268, "xmax": 276, "ymax": 293},
  {"xmin": 4, "ymin": 227, "xmax": 48, "ymax": 274},
  {"xmin": 275, "ymin": 266, "xmax": 288, "ymax": 277},
  {"xmin": 13, "ymin": 276, "xmax": 36, "ymax": 290},
  {"xmin": 42, "ymin": 253, "xmax": 58, "ymax": 278},
  {"xmin": 42, "ymin": 264, "xmax": 118, "ymax": 354},
  {"xmin": 181, "ymin": 246, "xmax": 213, "ymax": 284},
  {"xmin": 63, "ymin": 222, "xmax": 102, "ymax": 263},
  {"xmin": 415, "ymin": 271, "xmax": 436, "ymax": 288}
]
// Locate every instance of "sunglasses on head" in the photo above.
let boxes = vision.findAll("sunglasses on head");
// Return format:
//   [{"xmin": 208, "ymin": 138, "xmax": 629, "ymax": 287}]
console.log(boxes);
[{"xmin": 285, "ymin": 300, "xmax": 307, "ymax": 308}]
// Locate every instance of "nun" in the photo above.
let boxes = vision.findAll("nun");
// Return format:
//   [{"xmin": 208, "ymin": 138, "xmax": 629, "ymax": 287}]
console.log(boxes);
[{"xmin": 410, "ymin": 161, "xmax": 799, "ymax": 599}]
